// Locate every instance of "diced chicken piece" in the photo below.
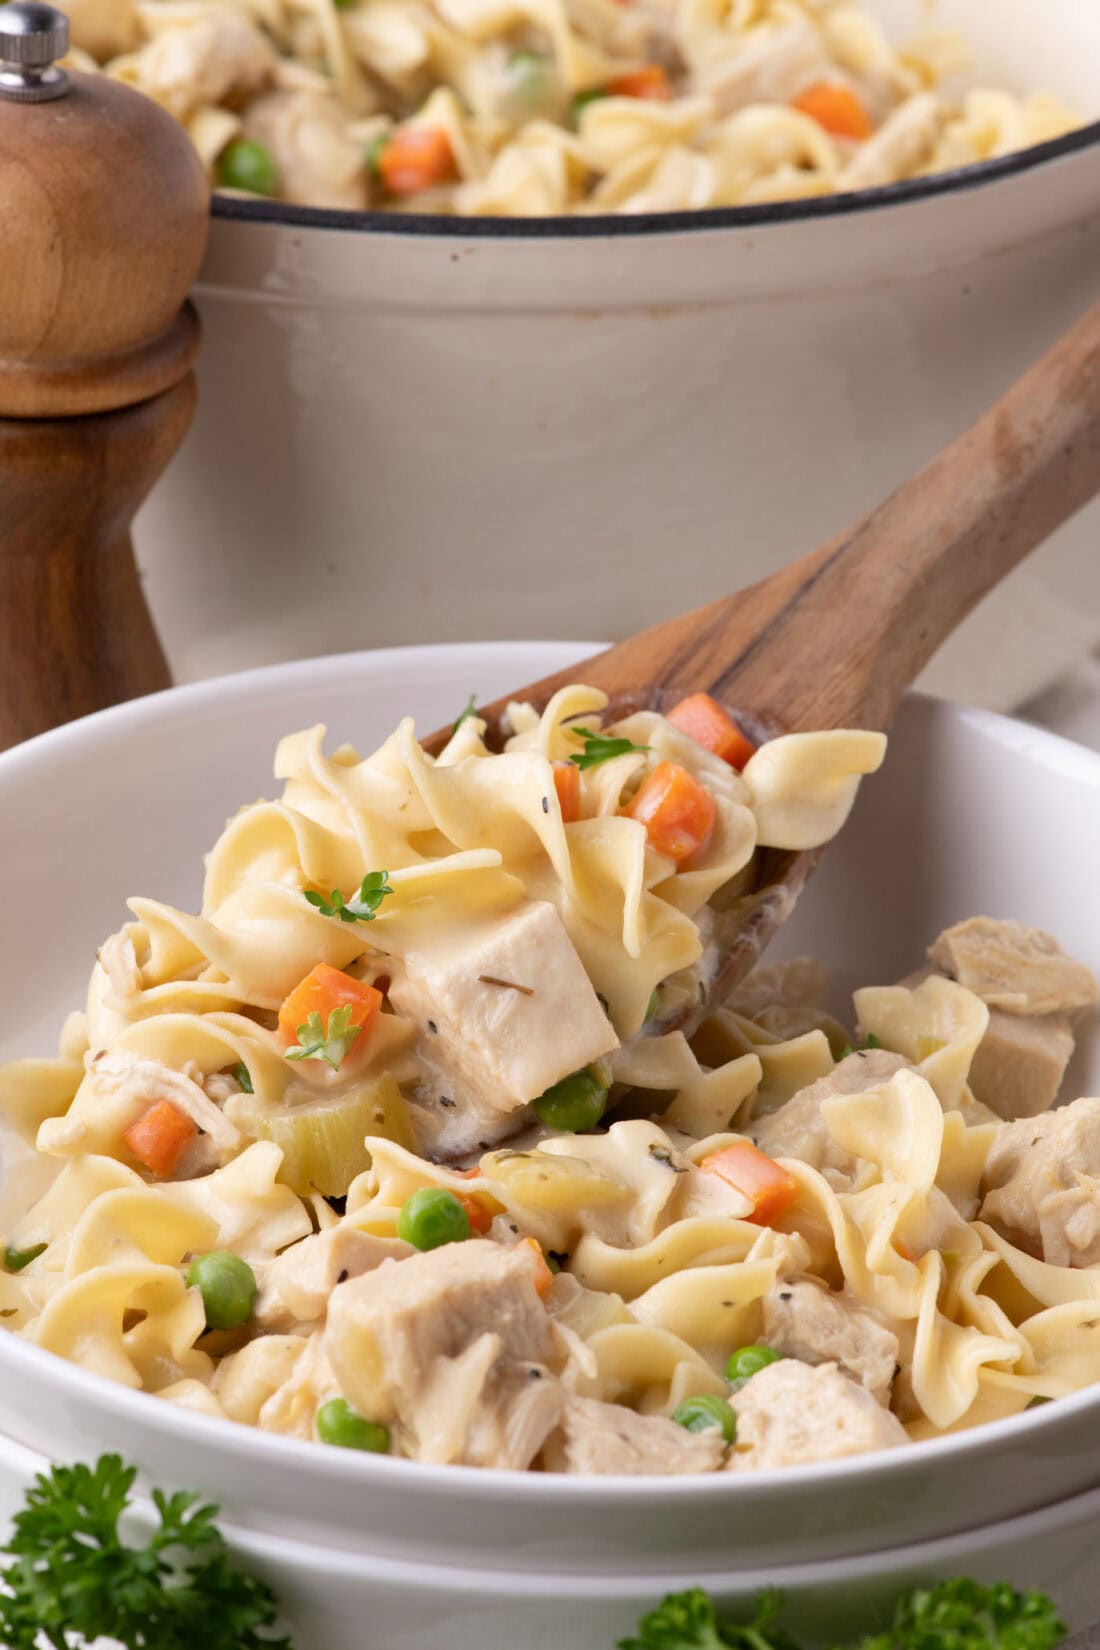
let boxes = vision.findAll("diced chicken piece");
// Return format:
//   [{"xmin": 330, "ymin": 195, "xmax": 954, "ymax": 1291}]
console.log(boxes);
[
  {"xmin": 728, "ymin": 1359, "xmax": 908, "ymax": 1471},
  {"xmin": 241, "ymin": 90, "xmax": 368, "ymax": 211},
  {"xmin": 980, "ymin": 1096, "xmax": 1100, "ymax": 1268},
  {"xmin": 761, "ymin": 1280, "xmax": 898, "ymax": 1404},
  {"xmin": 552, "ymin": 1395, "xmax": 725, "ymax": 1475},
  {"xmin": 258, "ymin": 1332, "xmax": 342, "ymax": 1441},
  {"xmin": 700, "ymin": 15, "xmax": 826, "ymax": 119},
  {"xmin": 325, "ymin": 1239, "xmax": 562, "ymax": 1469},
  {"xmin": 839, "ymin": 92, "xmax": 944, "ymax": 190},
  {"xmin": 750, "ymin": 1049, "xmax": 908, "ymax": 1189},
  {"xmin": 65, "ymin": 0, "xmax": 140, "ymax": 60},
  {"xmin": 390, "ymin": 901, "xmax": 619, "ymax": 1154},
  {"xmin": 37, "ymin": 1048, "xmax": 240, "ymax": 1162},
  {"xmin": 967, "ymin": 1008, "xmax": 1075, "ymax": 1120},
  {"xmin": 256, "ymin": 1227, "xmax": 413, "ymax": 1329},
  {"xmin": 728, "ymin": 956, "xmax": 830, "ymax": 1021},
  {"xmin": 134, "ymin": 14, "xmax": 275, "ymax": 121},
  {"xmin": 928, "ymin": 917, "xmax": 1099, "ymax": 1018}
]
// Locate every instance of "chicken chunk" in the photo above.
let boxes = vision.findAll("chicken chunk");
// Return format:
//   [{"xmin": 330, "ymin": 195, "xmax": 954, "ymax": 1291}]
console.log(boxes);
[
  {"xmin": 256, "ymin": 1227, "xmax": 413, "ymax": 1329},
  {"xmin": 728, "ymin": 1359, "xmax": 908, "ymax": 1471},
  {"xmin": 966, "ymin": 1008, "xmax": 1075, "ymax": 1120},
  {"xmin": 761, "ymin": 1280, "xmax": 899, "ymax": 1405},
  {"xmin": 839, "ymin": 92, "xmax": 944, "ymax": 190},
  {"xmin": 390, "ymin": 901, "xmax": 619, "ymax": 1155},
  {"xmin": 551, "ymin": 1395, "xmax": 725, "ymax": 1475},
  {"xmin": 325, "ymin": 1239, "xmax": 561, "ymax": 1469},
  {"xmin": 928, "ymin": 917, "xmax": 1098, "ymax": 1018},
  {"xmin": 241, "ymin": 91, "xmax": 368, "ymax": 211},
  {"xmin": 980, "ymin": 1096, "xmax": 1100, "ymax": 1268},
  {"xmin": 133, "ymin": 14, "xmax": 276, "ymax": 121},
  {"xmin": 701, "ymin": 15, "xmax": 826, "ymax": 118},
  {"xmin": 750, "ymin": 1049, "xmax": 908, "ymax": 1189}
]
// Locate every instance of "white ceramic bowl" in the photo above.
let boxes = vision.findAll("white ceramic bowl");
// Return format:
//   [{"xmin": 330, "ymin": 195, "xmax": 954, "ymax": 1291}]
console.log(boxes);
[
  {"xmin": 0, "ymin": 1425, "xmax": 1098, "ymax": 1650},
  {"xmin": 133, "ymin": 0, "xmax": 1100, "ymax": 711},
  {"xmin": 1, "ymin": 640, "xmax": 1100, "ymax": 1612}
]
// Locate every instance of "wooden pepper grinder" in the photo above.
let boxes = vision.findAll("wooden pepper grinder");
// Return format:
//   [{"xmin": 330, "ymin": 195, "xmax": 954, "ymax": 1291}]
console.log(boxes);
[{"xmin": 0, "ymin": 2, "xmax": 209, "ymax": 751}]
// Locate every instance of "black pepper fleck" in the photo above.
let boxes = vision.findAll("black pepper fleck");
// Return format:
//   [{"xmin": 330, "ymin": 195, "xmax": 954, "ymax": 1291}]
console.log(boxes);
[
  {"xmin": 336, "ymin": 1269, "xmax": 349, "ymax": 1284},
  {"xmin": 541, "ymin": 796, "xmax": 549, "ymax": 814},
  {"xmin": 779, "ymin": 1291, "xmax": 792, "ymax": 1301},
  {"xmin": 427, "ymin": 1019, "xmax": 438, "ymax": 1034},
  {"xmin": 440, "ymin": 1096, "xmax": 455, "ymax": 1108},
  {"xmin": 528, "ymin": 1367, "xmax": 542, "ymax": 1380}
]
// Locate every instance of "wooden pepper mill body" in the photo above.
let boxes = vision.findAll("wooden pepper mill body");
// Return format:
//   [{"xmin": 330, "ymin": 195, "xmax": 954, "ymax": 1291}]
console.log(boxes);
[{"xmin": 0, "ymin": 10, "xmax": 209, "ymax": 751}]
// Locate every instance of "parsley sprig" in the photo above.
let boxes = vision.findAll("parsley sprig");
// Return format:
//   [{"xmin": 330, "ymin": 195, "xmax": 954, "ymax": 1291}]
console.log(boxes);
[
  {"xmin": 452, "ymin": 695, "xmax": 480, "ymax": 735},
  {"xmin": 284, "ymin": 1005, "xmax": 361, "ymax": 1070},
  {"xmin": 569, "ymin": 727, "xmax": 651, "ymax": 771},
  {"xmin": 304, "ymin": 870, "xmax": 393, "ymax": 924},
  {"xmin": 0, "ymin": 1455, "xmax": 291, "ymax": 1650},
  {"xmin": 618, "ymin": 1582, "xmax": 1066, "ymax": 1650}
]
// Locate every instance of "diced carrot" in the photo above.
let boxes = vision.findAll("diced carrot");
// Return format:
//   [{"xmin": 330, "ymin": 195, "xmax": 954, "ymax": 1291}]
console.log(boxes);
[
  {"xmin": 625, "ymin": 760, "xmax": 716, "ymax": 863},
  {"xmin": 701, "ymin": 1141, "xmax": 798, "ymax": 1225},
  {"xmin": 552, "ymin": 761, "xmax": 581, "ymax": 823},
  {"xmin": 457, "ymin": 1193, "xmax": 495, "ymax": 1235},
  {"xmin": 278, "ymin": 963, "xmax": 382, "ymax": 1048},
  {"xmin": 667, "ymin": 693, "xmax": 757, "ymax": 771},
  {"xmin": 378, "ymin": 128, "xmax": 455, "ymax": 197},
  {"xmin": 123, "ymin": 1100, "xmax": 197, "ymax": 1179},
  {"xmin": 607, "ymin": 65, "xmax": 671, "ymax": 101},
  {"xmin": 792, "ymin": 81, "xmax": 874, "ymax": 140},
  {"xmin": 520, "ymin": 1235, "xmax": 556, "ymax": 1296}
]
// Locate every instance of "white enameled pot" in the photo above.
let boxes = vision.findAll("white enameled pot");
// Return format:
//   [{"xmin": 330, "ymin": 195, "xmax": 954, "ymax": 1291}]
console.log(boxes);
[
  {"xmin": 1, "ymin": 1423, "xmax": 1100, "ymax": 1650},
  {"xmin": 1, "ymin": 642, "xmax": 1099, "ymax": 1591},
  {"xmin": 132, "ymin": 0, "xmax": 1100, "ymax": 710}
]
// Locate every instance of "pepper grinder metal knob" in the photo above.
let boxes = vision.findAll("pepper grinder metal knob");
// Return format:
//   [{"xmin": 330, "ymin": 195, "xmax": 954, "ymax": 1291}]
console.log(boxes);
[
  {"xmin": 0, "ymin": 2, "xmax": 70, "ymax": 103},
  {"xmin": 0, "ymin": 26, "xmax": 210, "ymax": 750}
]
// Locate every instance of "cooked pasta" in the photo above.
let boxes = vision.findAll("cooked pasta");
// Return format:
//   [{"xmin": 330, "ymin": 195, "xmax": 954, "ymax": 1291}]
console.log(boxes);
[
  {"xmin": 1, "ymin": 687, "xmax": 1098, "ymax": 1476},
  {"xmin": 59, "ymin": 0, "xmax": 1082, "ymax": 216}
]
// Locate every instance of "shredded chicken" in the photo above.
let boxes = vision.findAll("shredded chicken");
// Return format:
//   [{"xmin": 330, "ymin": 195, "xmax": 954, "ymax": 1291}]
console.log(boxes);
[
  {"xmin": 132, "ymin": 13, "xmax": 275, "ymax": 121},
  {"xmin": 728, "ymin": 1359, "xmax": 908, "ymax": 1471},
  {"xmin": 761, "ymin": 1280, "xmax": 899, "ymax": 1405},
  {"xmin": 929, "ymin": 917, "xmax": 1099, "ymax": 1018},
  {"xmin": 325, "ymin": 1239, "xmax": 562, "ymax": 1468},
  {"xmin": 701, "ymin": 15, "xmax": 826, "ymax": 118},
  {"xmin": 980, "ymin": 1096, "xmax": 1100, "ymax": 1268},
  {"xmin": 839, "ymin": 91, "xmax": 945, "ymax": 190},
  {"xmin": 550, "ymin": 1394, "xmax": 725, "ymax": 1475},
  {"xmin": 751, "ymin": 1048, "xmax": 909, "ymax": 1190}
]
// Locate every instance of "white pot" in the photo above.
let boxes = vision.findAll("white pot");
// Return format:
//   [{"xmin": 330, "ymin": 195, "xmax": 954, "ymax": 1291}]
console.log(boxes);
[
  {"xmin": 1, "ymin": 641, "xmax": 1100, "ymax": 1618},
  {"xmin": 133, "ymin": 0, "xmax": 1100, "ymax": 711}
]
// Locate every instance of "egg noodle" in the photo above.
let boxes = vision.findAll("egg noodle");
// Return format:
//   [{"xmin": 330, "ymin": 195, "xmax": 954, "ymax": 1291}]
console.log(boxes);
[
  {"xmin": 62, "ymin": 0, "xmax": 1081, "ymax": 215},
  {"xmin": 1, "ymin": 688, "xmax": 1098, "ymax": 1475}
]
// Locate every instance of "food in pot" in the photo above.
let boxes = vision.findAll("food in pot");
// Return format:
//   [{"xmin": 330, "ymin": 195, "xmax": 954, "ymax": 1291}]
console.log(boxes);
[
  {"xmin": 1, "ymin": 686, "xmax": 1097, "ymax": 1473},
  {"xmin": 60, "ymin": 0, "xmax": 1082, "ymax": 215}
]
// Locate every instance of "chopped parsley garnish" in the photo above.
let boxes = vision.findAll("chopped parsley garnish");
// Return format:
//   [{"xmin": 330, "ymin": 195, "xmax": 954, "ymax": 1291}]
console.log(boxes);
[
  {"xmin": 452, "ymin": 694, "xmax": 480, "ymax": 735},
  {"xmin": 0, "ymin": 1454, "xmax": 291, "ymax": 1650},
  {"xmin": 285, "ymin": 1005, "xmax": 361, "ymax": 1071},
  {"xmin": 232, "ymin": 1062, "xmax": 254, "ymax": 1094},
  {"xmin": 3, "ymin": 1242, "xmax": 46, "ymax": 1274},
  {"xmin": 305, "ymin": 870, "xmax": 393, "ymax": 924},
  {"xmin": 569, "ymin": 728, "xmax": 651, "ymax": 771},
  {"xmin": 840, "ymin": 1032, "xmax": 883, "ymax": 1059}
]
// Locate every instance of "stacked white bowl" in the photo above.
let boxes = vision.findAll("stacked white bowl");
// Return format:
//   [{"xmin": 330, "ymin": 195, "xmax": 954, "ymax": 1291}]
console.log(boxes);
[{"xmin": 1, "ymin": 644, "xmax": 1099, "ymax": 1647}]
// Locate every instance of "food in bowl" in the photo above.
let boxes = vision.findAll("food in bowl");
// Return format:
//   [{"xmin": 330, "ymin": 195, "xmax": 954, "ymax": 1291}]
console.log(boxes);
[
  {"xmin": 1, "ymin": 686, "xmax": 1097, "ymax": 1477},
  {"xmin": 62, "ymin": 0, "xmax": 1081, "ymax": 215}
]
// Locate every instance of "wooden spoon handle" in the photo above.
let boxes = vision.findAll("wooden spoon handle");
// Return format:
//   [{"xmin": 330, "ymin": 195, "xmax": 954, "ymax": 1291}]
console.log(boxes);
[
  {"xmin": 0, "ymin": 376, "xmax": 194, "ymax": 750},
  {"xmin": 447, "ymin": 295, "xmax": 1100, "ymax": 748}
]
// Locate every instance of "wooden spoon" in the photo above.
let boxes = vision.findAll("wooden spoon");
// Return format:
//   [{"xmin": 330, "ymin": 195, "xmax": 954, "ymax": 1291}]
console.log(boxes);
[{"xmin": 425, "ymin": 296, "xmax": 1100, "ymax": 1030}]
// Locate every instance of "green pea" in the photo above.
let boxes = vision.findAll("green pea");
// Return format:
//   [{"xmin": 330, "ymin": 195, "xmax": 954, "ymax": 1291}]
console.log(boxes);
[
  {"xmin": 316, "ymin": 1398, "xmax": 390, "ymax": 1452},
  {"xmin": 533, "ymin": 1067, "xmax": 608, "ymax": 1132},
  {"xmin": 507, "ymin": 48, "xmax": 550, "ymax": 102},
  {"xmin": 571, "ymin": 87, "xmax": 608, "ymax": 124},
  {"xmin": 217, "ymin": 139, "xmax": 279, "ymax": 198},
  {"xmin": 673, "ymin": 1395, "xmax": 737, "ymax": 1444},
  {"xmin": 397, "ymin": 1187, "xmax": 471, "ymax": 1251},
  {"xmin": 187, "ymin": 1250, "xmax": 257, "ymax": 1331},
  {"xmin": 4, "ymin": 1242, "xmax": 45, "ymax": 1274},
  {"xmin": 726, "ymin": 1344, "xmax": 783, "ymax": 1392}
]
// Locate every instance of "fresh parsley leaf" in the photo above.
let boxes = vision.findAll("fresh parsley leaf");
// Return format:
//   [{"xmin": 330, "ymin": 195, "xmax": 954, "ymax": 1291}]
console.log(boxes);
[
  {"xmin": 569, "ymin": 728, "xmax": 651, "ymax": 771},
  {"xmin": 233, "ymin": 1062, "xmax": 255, "ymax": 1095},
  {"xmin": 285, "ymin": 1005, "xmax": 361, "ymax": 1070},
  {"xmin": 452, "ymin": 694, "xmax": 479, "ymax": 735},
  {"xmin": 865, "ymin": 1032, "xmax": 882, "ymax": 1050},
  {"xmin": 840, "ymin": 1032, "xmax": 883, "ymax": 1060},
  {"xmin": 0, "ymin": 1454, "xmax": 292, "ymax": 1650},
  {"xmin": 304, "ymin": 870, "xmax": 393, "ymax": 924},
  {"xmin": 3, "ymin": 1242, "xmax": 46, "ymax": 1273},
  {"xmin": 619, "ymin": 1582, "xmax": 1065, "ymax": 1650}
]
